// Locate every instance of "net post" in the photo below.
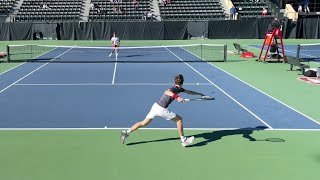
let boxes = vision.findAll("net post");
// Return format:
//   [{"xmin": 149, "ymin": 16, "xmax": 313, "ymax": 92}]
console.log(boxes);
[
  {"xmin": 223, "ymin": 44, "xmax": 227, "ymax": 62},
  {"xmin": 296, "ymin": 44, "xmax": 301, "ymax": 61},
  {"xmin": 6, "ymin": 45, "xmax": 10, "ymax": 62}
]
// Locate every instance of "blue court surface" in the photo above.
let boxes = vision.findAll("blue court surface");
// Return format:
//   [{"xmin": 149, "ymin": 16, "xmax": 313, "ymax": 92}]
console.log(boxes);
[
  {"xmin": 1, "ymin": 46, "xmax": 320, "ymax": 130},
  {"xmin": 249, "ymin": 44, "xmax": 320, "ymax": 63}
]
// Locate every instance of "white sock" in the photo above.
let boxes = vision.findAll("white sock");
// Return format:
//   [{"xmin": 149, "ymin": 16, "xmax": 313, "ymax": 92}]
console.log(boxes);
[
  {"xmin": 116, "ymin": 53, "xmax": 118, "ymax": 58},
  {"xmin": 180, "ymin": 136, "xmax": 186, "ymax": 142},
  {"xmin": 127, "ymin": 129, "xmax": 132, "ymax": 134}
]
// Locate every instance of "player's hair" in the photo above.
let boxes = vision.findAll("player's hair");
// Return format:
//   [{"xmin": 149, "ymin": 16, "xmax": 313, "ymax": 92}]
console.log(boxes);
[{"xmin": 174, "ymin": 74, "xmax": 184, "ymax": 85}]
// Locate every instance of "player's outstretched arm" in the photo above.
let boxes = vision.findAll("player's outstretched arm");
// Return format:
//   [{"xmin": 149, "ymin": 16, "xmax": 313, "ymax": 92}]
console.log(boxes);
[
  {"xmin": 165, "ymin": 89, "xmax": 184, "ymax": 102},
  {"xmin": 184, "ymin": 90, "xmax": 204, "ymax": 96}
]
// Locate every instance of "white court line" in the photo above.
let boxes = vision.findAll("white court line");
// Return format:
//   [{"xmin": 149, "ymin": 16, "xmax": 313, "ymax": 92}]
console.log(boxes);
[
  {"xmin": 298, "ymin": 43, "xmax": 320, "ymax": 46},
  {"xmin": 0, "ymin": 63, "xmax": 26, "ymax": 76},
  {"xmin": 246, "ymin": 45, "xmax": 320, "ymax": 126},
  {"xmin": 112, "ymin": 58, "xmax": 118, "ymax": 84},
  {"xmin": 246, "ymin": 46, "xmax": 320, "ymax": 125},
  {"xmin": 13, "ymin": 83, "xmax": 213, "ymax": 86},
  {"xmin": 185, "ymin": 45, "xmax": 320, "ymax": 127},
  {"xmin": 0, "ymin": 45, "xmax": 59, "ymax": 77},
  {"xmin": 186, "ymin": 45, "xmax": 320, "ymax": 126},
  {"xmin": 0, "ymin": 127, "xmax": 320, "ymax": 131},
  {"xmin": 0, "ymin": 48, "xmax": 73, "ymax": 94},
  {"xmin": 165, "ymin": 47, "xmax": 273, "ymax": 129}
]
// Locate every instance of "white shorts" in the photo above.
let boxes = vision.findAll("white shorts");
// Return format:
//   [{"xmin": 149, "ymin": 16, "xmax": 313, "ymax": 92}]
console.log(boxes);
[{"xmin": 146, "ymin": 103, "xmax": 177, "ymax": 120}]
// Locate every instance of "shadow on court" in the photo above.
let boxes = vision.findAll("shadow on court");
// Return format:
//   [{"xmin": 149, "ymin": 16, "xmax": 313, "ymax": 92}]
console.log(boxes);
[
  {"xmin": 126, "ymin": 126, "xmax": 284, "ymax": 146},
  {"xmin": 315, "ymin": 154, "xmax": 320, "ymax": 163},
  {"xmin": 188, "ymin": 126, "xmax": 268, "ymax": 147},
  {"xmin": 127, "ymin": 137, "xmax": 180, "ymax": 146},
  {"xmin": 124, "ymin": 54, "xmax": 148, "ymax": 58}
]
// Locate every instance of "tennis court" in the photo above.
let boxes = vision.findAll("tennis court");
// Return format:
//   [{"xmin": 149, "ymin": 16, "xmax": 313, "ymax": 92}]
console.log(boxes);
[{"xmin": 0, "ymin": 39, "xmax": 319, "ymax": 180}]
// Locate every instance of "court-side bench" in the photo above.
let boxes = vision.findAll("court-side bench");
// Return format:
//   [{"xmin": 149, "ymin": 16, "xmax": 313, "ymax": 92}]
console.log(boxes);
[
  {"xmin": 286, "ymin": 56, "xmax": 310, "ymax": 74},
  {"xmin": 233, "ymin": 43, "xmax": 248, "ymax": 54}
]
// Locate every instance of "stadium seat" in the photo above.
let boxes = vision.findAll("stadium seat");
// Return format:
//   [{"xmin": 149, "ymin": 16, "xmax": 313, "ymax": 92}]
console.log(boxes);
[
  {"xmin": 233, "ymin": 43, "xmax": 248, "ymax": 54},
  {"xmin": 159, "ymin": 0, "xmax": 226, "ymax": 20},
  {"xmin": 15, "ymin": 0, "xmax": 84, "ymax": 22},
  {"xmin": 231, "ymin": 0, "xmax": 273, "ymax": 19},
  {"xmin": 88, "ymin": 0, "xmax": 154, "ymax": 21}
]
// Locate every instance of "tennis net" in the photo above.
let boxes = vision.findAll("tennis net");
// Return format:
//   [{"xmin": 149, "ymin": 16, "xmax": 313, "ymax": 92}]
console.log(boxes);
[
  {"xmin": 296, "ymin": 43, "xmax": 320, "ymax": 62},
  {"xmin": 6, "ymin": 44, "xmax": 227, "ymax": 63}
]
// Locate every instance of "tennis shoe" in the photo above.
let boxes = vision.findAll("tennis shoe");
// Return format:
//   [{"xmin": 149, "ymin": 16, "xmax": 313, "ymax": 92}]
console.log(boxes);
[
  {"xmin": 120, "ymin": 130, "xmax": 129, "ymax": 144},
  {"xmin": 181, "ymin": 136, "xmax": 194, "ymax": 147}
]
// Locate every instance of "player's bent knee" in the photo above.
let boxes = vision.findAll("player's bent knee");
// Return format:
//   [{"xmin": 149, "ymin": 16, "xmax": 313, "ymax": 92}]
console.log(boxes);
[{"xmin": 171, "ymin": 115, "xmax": 182, "ymax": 122}]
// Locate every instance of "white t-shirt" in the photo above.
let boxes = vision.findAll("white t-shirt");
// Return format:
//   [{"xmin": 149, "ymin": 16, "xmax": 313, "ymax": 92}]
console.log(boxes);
[{"xmin": 111, "ymin": 36, "xmax": 120, "ymax": 46}]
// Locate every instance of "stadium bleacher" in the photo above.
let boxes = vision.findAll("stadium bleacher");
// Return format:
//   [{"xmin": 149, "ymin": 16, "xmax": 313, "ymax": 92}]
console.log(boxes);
[
  {"xmin": 231, "ymin": 0, "xmax": 273, "ymax": 19},
  {"xmin": 89, "ymin": 0, "xmax": 154, "ymax": 21},
  {"xmin": 0, "ymin": 0, "xmax": 283, "ymax": 22},
  {"xmin": 15, "ymin": 0, "xmax": 84, "ymax": 22},
  {"xmin": 159, "ymin": 0, "xmax": 226, "ymax": 20},
  {"xmin": 0, "ymin": 0, "xmax": 16, "ymax": 14}
]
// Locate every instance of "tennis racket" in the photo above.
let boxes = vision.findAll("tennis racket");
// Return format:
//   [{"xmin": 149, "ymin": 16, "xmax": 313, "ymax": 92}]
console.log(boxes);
[{"xmin": 183, "ymin": 96, "xmax": 215, "ymax": 102}]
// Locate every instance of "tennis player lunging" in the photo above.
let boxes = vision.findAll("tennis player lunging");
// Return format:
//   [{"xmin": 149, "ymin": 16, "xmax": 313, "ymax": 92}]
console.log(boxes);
[
  {"xmin": 109, "ymin": 32, "xmax": 120, "ymax": 60},
  {"xmin": 120, "ymin": 74, "xmax": 205, "ymax": 147}
]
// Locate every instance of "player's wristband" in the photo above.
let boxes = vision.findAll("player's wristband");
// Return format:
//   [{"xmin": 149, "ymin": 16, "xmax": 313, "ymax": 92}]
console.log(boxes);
[{"xmin": 172, "ymin": 94, "xmax": 180, "ymax": 99}]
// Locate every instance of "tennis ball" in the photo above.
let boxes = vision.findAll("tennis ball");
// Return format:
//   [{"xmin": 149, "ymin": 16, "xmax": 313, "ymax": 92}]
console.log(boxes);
[{"xmin": 197, "ymin": 83, "xmax": 200, "ymax": 85}]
